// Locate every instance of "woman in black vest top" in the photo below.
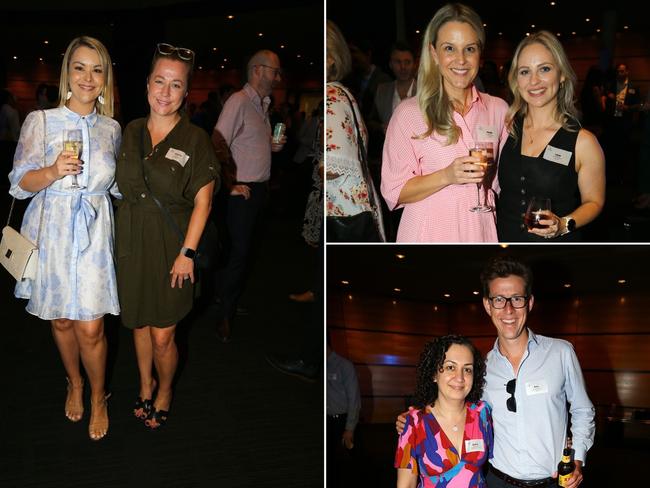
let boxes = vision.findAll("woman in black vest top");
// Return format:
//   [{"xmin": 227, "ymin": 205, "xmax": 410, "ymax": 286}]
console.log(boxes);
[{"xmin": 497, "ymin": 31, "xmax": 605, "ymax": 242}]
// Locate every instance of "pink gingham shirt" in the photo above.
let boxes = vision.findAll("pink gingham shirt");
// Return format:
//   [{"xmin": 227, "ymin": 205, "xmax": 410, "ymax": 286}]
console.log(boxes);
[
  {"xmin": 215, "ymin": 83, "xmax": 272, "ymax": 183},
  {"xmin": 381, "ymin": 86, "xmax": 508, "ymax": 242}
]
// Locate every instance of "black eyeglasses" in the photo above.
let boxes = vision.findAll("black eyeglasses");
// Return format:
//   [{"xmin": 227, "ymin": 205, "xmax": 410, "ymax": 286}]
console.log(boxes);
[
  {"xmin": 157, "ymin": 43, "xmax": 195, "ymax": 62},
  {"xmin": 256, "ymin": 64, "xmax": 283, "ymax": 77},
  {"xmin": 487, "ymin": 295, "xmax": 529, "ymax": 309},
  {"xmin": 506, "ymin": 378, "xmax": 517, "ymax": 412}
]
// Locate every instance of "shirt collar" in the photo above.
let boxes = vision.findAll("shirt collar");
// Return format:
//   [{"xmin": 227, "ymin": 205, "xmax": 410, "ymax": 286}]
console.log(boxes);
[
  {"xmin": 62, "ymin": 104, "xmax": 98, "ymax": 127},
  {"xmin": 471, "ymin": 84, "xmax": 487, "ymax": 111},
  {"xmin": 491, "ymin": 328, "xmax": 539, "ymax": 357},
  {"xmin": 244, "ymin": 83, "xmax": 271, "ymax": 113}
]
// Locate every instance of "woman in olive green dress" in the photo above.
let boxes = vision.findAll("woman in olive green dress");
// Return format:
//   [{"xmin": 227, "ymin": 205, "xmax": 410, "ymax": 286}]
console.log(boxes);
[{"xmin": 115, "ymin": 43, "xmax": 219, "ymax": 429}]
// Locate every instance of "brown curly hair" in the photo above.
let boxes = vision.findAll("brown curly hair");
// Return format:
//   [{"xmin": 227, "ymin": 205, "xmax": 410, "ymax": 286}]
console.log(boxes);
[{"xmin": 413, "ymin": 335, "xmax": 486, "ymax": 408}]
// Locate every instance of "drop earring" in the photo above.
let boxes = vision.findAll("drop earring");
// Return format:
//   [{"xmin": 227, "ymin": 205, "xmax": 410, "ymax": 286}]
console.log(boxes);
[
  {"xmin": 66, "ymin": 91, "xmax": 72, "ymax": 100},
  {"xmin": 97, "ymin": 93, "xmax": 105, "ymax": 105}
]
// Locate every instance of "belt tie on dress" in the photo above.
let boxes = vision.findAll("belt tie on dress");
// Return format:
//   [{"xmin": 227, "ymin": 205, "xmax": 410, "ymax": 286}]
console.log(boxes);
[{"xmin": 49, "ymin": 189, "xmax": 107, "ymax": 253}]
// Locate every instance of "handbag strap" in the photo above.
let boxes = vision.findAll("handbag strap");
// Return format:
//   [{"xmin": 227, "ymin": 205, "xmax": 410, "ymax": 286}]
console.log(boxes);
[
  {"xmin": 338, "ymin": 88, "xmax": 379, "ymax": 211},
  {"xmin": 5, "ymin": 110, "xmax": 47, "ymax": 246}
]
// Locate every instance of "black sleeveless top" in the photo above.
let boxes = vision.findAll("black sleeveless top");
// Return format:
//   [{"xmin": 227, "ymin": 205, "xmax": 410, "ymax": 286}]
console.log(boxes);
[{"xmin": 497, "ymin": 117, "xmax": 582, "ymax": 242}]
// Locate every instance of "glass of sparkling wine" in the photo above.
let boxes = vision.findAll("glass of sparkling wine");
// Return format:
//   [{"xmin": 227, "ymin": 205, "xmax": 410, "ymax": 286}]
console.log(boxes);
[
  {"xmin": 63, "ymin": 129, "xmax": 84, "ymax": 189},
  {"xmin": 469, "ymin": 142, "xmax": 494, "ymax": 212}
]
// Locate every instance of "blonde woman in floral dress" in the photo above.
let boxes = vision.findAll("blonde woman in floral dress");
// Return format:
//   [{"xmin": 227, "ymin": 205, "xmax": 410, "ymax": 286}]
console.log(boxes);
[{"xmin": 325, "ymin": 20, "xmax": 385, "ymax": 242}]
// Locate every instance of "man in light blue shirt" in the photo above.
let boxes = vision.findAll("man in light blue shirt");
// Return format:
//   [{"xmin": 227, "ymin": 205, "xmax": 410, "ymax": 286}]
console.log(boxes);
[{"xmin": 480, "ymin": 256, "xmax": 594, "ymax": 487}]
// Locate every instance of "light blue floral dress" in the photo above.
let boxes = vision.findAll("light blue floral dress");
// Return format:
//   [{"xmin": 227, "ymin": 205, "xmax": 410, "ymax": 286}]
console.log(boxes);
[{"xmin": 8, "ymin": 106, "xmax": 121, "ymax": 320}]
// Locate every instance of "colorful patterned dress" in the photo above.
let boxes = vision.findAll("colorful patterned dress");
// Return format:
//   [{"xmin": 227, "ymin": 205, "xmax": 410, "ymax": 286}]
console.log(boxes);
[{"xmin": 395, "ymin": 401, "xmax": 493, "ymax": 487}]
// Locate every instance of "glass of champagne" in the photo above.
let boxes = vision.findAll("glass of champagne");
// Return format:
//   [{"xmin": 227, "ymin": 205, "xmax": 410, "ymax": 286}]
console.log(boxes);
[
  {"xmin": 469, "ymin": 142, "xmax": 495, "ymax": 213},
  {"xmin": 63, "ymin": 129, "xmax": 84, "ymax": 189},
  {"xmin": 524, "ymin": 197, "xmax": 552, "ymax": 230}
]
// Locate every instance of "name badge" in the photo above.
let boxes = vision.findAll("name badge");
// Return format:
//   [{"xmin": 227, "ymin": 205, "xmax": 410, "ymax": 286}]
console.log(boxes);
[
  {"xmin": 525, "ymin": 380, "xmax": 549, "ymax": 396},
  {"xmin": 465, "ymin": 439, "xmax": 485, "ymax": 453},
  {"xmin": 476, "ymin": 125, "xmax": 498, "ymax": 143},
  {"xmin": 542, "ymin": 145, "xmax": 572, "ymax": 166},
  {"xmin": 165, "ymin": 147, "xmax": 190, "ymax": 167}
]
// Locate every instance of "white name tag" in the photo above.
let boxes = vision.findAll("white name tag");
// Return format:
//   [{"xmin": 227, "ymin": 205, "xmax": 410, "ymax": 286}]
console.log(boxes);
[
  {"xmin": 165, "ymin": 147, "xmax": 190, "ymax": 167},
  {"xmin": 465, "ymin": 439, "xmax": 485, "ymax": 453},
  {"xmin": 525, "ymin": 380, "xmax": 549, "ymax": 396},
  {"xmin": 543, "ymin": 145, "xmax": 572, "ymax": 166},
  {"xmin": 476, "ymin": 125, "xmax": 498, "ymax": 143}
]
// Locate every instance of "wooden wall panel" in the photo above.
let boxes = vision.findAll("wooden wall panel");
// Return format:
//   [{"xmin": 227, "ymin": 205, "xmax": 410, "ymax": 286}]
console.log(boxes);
[
  {"xmin": 330, "ymin": 291, "xmax": 650, "ymax": 423},
  {"xmin": 584, "ymin": 372, "xmax": 650, "ymax": 408},
  {"xmin": 341, "ymin": 294, "xmax": 450, "ymax": 334},
  {"xmin": 361, "ymin": 397, "xmax": 407, "ymax": 424},
  {"xmin": 575, "ymin": 335, "xmax": 650, "ymax": 370},
  {"xmin": 358, "ymin": 365, "xmax": 415, "ymax": 397},
  {"xmin": 576, "ymin": 294, "xmax": 650, "ymax": 334}
]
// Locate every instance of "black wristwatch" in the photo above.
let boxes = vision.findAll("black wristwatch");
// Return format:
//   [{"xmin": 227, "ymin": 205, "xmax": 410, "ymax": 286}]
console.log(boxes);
[
  {"xmin": 561, "ymin": 216, "xmax": 576, "ymax": 235},
  {"xmin": 180, "ymin": 246, "xmax": 196, "ymax": 259}
]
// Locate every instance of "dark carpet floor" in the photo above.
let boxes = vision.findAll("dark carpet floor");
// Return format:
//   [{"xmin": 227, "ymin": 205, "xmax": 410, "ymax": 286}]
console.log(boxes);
[{"xmin": 0, "ymin": 194, "xmax": 324, "ymax": 488}]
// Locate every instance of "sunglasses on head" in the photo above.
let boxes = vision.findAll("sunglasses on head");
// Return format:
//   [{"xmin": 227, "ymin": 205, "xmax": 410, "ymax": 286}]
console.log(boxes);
[
  {"xmin": 157, "ymin": 43, "xmax": 195, "ymax": 62},
  {"xmin": 506, "ymin": 378, "xmax": 517, "ymax": 412}
]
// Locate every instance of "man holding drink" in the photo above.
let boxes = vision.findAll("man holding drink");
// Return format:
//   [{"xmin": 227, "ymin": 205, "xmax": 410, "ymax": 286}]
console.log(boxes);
[
  {"xmin": 397, "ymin": 256, "xmax": 594, "ymax": 487},
  {"xmin": 212, "ymin": 49, "xmax": 286, "ymax": 342}
]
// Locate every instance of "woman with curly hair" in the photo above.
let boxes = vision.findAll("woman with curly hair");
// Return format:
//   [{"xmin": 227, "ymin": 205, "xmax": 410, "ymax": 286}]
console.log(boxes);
[{"xmin": 395, "ymin": 335, "xmax": 492, "ymax": 487}]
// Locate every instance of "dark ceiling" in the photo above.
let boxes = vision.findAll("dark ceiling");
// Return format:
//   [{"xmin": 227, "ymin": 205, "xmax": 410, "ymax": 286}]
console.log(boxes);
[
  {"xmin": 328, "ymin": 0, "xmax": 650, "ymax": 61},
  {"xmin": 327, "ymin": 245, "xmax": 650, "ymax": 304},
  {"xmin": 0, "ymin": 1, "xmax": 323, "ymax": 74}
]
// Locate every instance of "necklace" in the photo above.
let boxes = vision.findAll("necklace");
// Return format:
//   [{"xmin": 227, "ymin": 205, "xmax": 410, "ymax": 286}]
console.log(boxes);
[{"xmin": 432, "ymin": 404, "xmax": 464, "ymax": 432}]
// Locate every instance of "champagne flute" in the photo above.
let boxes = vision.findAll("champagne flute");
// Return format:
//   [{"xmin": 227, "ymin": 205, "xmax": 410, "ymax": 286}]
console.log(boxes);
[
  {"xmin": 524, "ymin": 197, "xmax": 552, "ymax": 230},
  {"xmin": 63, "ymin": 129, "xmax": 84, "ymax": 189},
  {"xmin": 469, "ymin": 142, "xmax": 495, "ymax": 213}
]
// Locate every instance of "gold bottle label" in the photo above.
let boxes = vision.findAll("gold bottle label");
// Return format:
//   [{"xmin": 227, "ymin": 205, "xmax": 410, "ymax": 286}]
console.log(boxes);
[{"xmin": 558, "ymin": 473, "xmax": 571, "ymax": 486}]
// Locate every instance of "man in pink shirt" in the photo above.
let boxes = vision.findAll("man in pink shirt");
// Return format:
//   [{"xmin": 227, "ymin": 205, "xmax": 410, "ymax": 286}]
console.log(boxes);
[{"xmin": 212, "ymin": 49, "xmax": 286, "ymax": 342}]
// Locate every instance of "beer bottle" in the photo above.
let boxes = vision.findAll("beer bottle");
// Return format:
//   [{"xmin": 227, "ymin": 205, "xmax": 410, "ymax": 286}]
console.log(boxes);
[{"xmin": 557, "ymin": 448, "xmax": 575, "ymax": 487}]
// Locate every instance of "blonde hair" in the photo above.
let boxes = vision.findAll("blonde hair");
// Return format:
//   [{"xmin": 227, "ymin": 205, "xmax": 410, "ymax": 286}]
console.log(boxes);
[
  {"xmin": 416, "ymin": 3, "xmax": 485, "ymax": 143},
  {"xmin": 58, "ymin": 36, "xmax": 115, "ymax": 118},
  {"xmin": 326, "ymin": 20, "xmax": 351, "ymax": 82},
  {"xmin": 505, "ymin": 31, "xmax": 579, "ymax": 139}
]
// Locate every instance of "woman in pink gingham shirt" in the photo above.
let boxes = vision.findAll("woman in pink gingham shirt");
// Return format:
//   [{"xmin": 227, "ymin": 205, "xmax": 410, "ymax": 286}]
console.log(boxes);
[{"xmin": 381, "ymin": 3, "xmax": 508, "ymax": 243}]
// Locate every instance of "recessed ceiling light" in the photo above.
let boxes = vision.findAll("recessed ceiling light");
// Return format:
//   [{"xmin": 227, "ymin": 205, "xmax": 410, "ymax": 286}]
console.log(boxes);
[
  {"xmin": 347, "ymin": 294, "xmax": 353, "ymax": 300},
  {"xmin": 396, "ymin": 254, "xmax": 405, "ymax": 259},
  {"xmin": 564, "ymin": 283, "xmax": 572, "ymax": 288},
  {"xmin": 227, "ymin": 15, "xmax": 234, "ymax": 19},
  {"xmin": 392, "ymin": 300, "xmax": 397, "ymax": 305},
  {"xmin": 618, "ymin": 279, "xmax": 627, "ymax": 284},
  {"xmin": 258, "ymin": 32, "xmax": 264, "ymax": 37},
  {"xmin": 44, "ymin": 40, "xmax": 49, "ymax": 44},
  {"xmin": 280, "ymin": 45, "xmax": 285, "ymax": 49},
  {"xmin": 624, "ymin": 25, "xmax": 629, "ymax": 30},
  {"xmin": 444, "ymin": 293, "xmax": 451, "ymax": 298},
  {"xmin": 472, "ymin": 291, "xmax": 480, "ymax": 295},
  {"xmin": 394, "ymin": 288, "xmax": 401, "ymax": 292},
  {"xmin": 341, "ymin": 280, "xmax": 349, "ymax": 285},
  {"xmin": 415, "ymin": 30, "xmax": 420, "ymax": 34}
]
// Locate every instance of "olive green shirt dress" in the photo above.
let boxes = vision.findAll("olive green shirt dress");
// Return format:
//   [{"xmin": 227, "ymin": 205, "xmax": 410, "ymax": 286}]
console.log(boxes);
[{"xmin": 115, "ymin": 115, "xmax": 219, "ymax": 328}]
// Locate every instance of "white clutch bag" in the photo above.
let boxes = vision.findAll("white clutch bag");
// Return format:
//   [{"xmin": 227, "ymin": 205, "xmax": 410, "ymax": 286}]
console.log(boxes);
[
  {"xmin": 0, "ymin": 225, "xmax": 39, "ymax": 281},
  {"xmin": 2, "ymin": 110, "xmax": 47, "ymax": 282}
]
